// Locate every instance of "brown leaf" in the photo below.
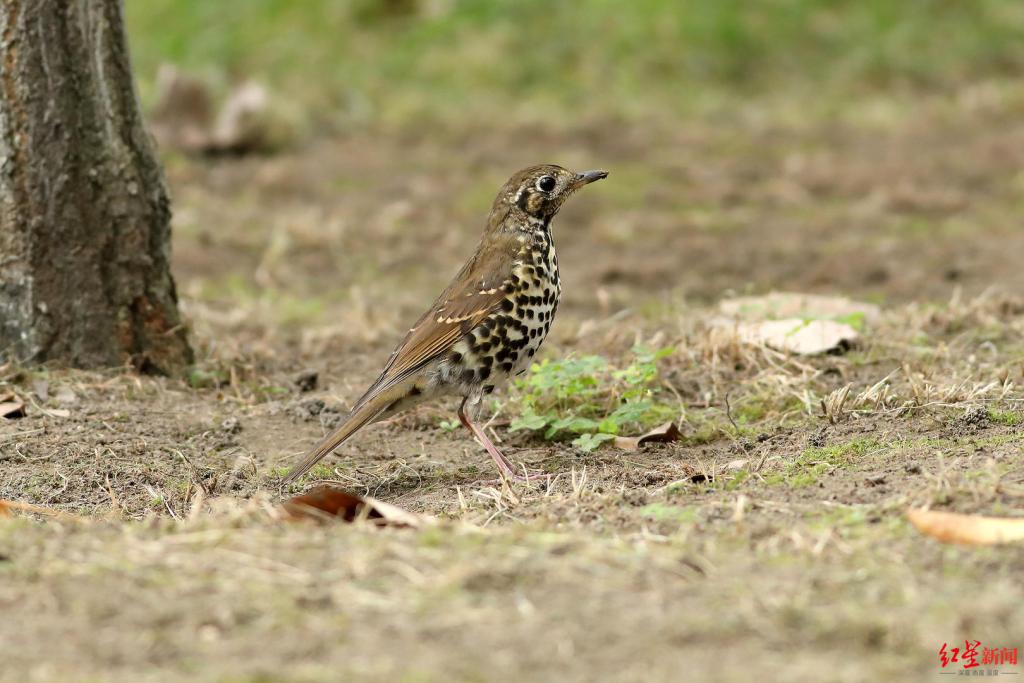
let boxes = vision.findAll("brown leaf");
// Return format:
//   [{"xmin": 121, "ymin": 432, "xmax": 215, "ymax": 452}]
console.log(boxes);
[
  {"xmin": 0, "ymin": 392, "xmax": 25, "ymax": 419},
  {"xmin": 907, "ymin": 508, "xmax": 1024, "ymax": 546},
  {"xmin": 613, "ymin": 422, "xmax": 683, "ymax": 451},
  {"xmin": 282, "ymin": 486, "xmax": 427, "ymax": 528}
]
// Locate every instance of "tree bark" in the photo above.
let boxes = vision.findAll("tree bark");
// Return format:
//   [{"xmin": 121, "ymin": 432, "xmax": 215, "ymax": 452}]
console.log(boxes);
[{"xmin": 0, "ymin": 0, "xmax": 192, "ymax": 374}]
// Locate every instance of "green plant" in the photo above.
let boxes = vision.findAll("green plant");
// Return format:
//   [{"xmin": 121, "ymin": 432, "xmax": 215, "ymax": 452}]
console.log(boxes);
[
  {"xmin": 987, "ymin": 408, "xmax": 1023, "ymax": 426},
  {"xmin": 509, "ymin": 346, "xmax": 676, "ymax": 451},
  {"xmin": 765, "ymin": 437, "xmax": 880, "ymax": 488}
]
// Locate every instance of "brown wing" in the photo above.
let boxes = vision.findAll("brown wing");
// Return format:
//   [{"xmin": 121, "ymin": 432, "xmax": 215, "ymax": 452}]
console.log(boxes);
[{"xmin": 352, "ymin": 226, "xmax": 520, "ymax": 409}]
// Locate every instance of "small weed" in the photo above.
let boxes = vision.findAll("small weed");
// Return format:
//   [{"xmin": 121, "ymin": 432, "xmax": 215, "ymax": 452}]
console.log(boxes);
[
  {"xmin": 509, "ymin": 346, "xmax": 676, "ymax": 451},
  {"xmin": 309, "ymin": 464, "xmax": 335, "ymax": 479},
  {"xmin": 187, "ymin": 367, "xmax": 230, "ymax": 390}
]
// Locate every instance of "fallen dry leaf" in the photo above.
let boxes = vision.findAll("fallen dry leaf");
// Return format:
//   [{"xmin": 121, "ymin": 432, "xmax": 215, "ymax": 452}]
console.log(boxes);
[
  {"xmin": 716, "ymin": 292, "xmax": 878, "ymax": 355},
  {"xmin": 729, "ymin": 318, "xmax": 859, "ymax": 355},
  {"xmin": 282, "ymin": 486, "xmax": 427, "ymax": 528},
  {"xmin": 0, "ymin": 392, "xmax": 26, "ymax": 419},
  {"xmin": 907, "ymin": 508, "xmax": 1024, "ymax": 546},
  {"xmin": 613, "ymin": 422, "xmax": 683, "ymax": 451}
]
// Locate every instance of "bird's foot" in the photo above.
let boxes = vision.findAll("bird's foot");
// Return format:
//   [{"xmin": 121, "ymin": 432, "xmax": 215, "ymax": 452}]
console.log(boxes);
[{"xmin": 459, "ymin": 397, "xmax": 550, "ymax": 486}]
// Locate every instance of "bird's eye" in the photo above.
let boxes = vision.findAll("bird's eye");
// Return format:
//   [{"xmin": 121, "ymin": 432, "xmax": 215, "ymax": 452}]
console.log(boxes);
[{"xmin": 536, "ymin": 176, "xmax": 557, "ymax": 192}]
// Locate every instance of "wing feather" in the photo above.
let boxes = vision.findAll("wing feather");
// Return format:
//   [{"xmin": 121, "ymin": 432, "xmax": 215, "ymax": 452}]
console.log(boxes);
[{"xmin": 351, "ymin": 229, "xmax": 521, "ymax": 408}]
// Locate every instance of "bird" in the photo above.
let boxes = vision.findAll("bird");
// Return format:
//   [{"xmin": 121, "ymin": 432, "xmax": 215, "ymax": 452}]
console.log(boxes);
[{"xmin": 284, "ymin": 164, "xmax": 608, "ymax": 483}]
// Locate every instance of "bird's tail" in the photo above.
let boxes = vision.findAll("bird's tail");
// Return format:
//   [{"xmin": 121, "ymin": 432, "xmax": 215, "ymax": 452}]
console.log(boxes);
[{"xmin": 282, "ymin": 386, "xmax": 402, "ymax": 483}]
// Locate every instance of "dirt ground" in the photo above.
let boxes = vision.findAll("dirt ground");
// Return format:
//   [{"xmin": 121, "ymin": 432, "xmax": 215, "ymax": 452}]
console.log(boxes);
[{"xmin": 2, "ymin": 90, "xmax": 1024, "ymax": 682}]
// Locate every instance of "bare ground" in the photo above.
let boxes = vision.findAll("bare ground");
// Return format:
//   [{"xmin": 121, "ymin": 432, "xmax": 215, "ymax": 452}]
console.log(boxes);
[{"xmin": 2, "ymin": 90, "xmax": 1024, "ymax": 682}]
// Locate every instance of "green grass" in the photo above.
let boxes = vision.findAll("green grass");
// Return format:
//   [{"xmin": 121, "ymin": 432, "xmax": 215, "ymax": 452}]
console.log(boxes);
[
  {"xmin": 126, "ymin": 0, "xmax": 1024, "ymax": 126},
  {"xmin": 764, "ymin": 430, "xmax": 1024, "ymax": 489},
  {"xmin": 767, "ymin": 437, "xmax": 881, "ymax": 488},
  {"xmin": 987, "ymin": 408, "xmax": 1023, "ymax": 426},
  {"xmin": 639, "ymin": 503, "xmax": 698, "ymax": 524}
]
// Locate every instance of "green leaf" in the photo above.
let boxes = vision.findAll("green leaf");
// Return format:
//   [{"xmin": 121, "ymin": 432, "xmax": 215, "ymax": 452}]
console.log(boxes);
[
  {"xmin": 549, "ymin": 415, "xmax": 600, "ymax": 434},
  {"xmin": 608, "ymin": 400, "xmax": 654, "ymax": 425},
  {"xmin": 572, "ymin": 432, "xmax": 616, "ymax": 452},
  {"xmin": 653, "ymin": 346, "xmax": 676, "ymax": 360},
  {"xmin": 509, "ymin": 412, "xmax": 550, "ymax": 432}
]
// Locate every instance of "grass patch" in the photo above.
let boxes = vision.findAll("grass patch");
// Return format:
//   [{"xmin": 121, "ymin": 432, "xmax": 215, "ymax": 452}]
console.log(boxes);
[
  {"xmin": 804, "ymin": 506, "xmax": 911, "ymax": 541},
  {"xmin": 767, "ymin": 437, "xmax": 881, "ymax": 488},
  {"xmin": 987, "ymin": 408, "xmax": 1023, "ymax": 426},
  {"xmin": 639, "ymin": 503, "xmax": 698, "ymax": 524},
  {"xmin": 126, "ymin": 1, "xmax": 1024, "ymax": 125}
]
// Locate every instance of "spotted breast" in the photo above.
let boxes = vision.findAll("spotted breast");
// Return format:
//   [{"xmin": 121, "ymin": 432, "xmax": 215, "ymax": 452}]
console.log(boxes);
[{"xmin": 442, "ymin": 221, "xmax": 560, "ymax": 397}]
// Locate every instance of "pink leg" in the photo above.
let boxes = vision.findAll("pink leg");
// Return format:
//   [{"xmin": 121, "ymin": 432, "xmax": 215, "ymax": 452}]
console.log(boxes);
[{"xmin": 458, "ymin": 398, "xmax": 544, "ymax": 482}]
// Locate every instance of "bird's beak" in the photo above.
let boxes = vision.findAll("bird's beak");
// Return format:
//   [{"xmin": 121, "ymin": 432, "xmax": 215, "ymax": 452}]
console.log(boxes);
[{"xmin": 572, "ymin": 169, "xmax": 609, "ymax": 189}]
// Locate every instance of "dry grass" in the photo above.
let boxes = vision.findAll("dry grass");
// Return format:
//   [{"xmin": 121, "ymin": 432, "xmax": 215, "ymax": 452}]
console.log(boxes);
[{"xmin": 3, "ymin": 289, "xmax": 1023, "ymax": 681}]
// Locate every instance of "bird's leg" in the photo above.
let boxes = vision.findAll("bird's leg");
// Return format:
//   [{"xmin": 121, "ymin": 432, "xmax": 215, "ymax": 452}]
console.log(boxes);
[{"xmin": 458, "ymin": 397, "xmax": 544, "ymax": 482}]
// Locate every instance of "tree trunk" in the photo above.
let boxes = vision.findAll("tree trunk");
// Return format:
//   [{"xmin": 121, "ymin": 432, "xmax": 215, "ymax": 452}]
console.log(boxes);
[{"xmin": 0, "ymin": 0, "xmax": 192, "ymax": 374}]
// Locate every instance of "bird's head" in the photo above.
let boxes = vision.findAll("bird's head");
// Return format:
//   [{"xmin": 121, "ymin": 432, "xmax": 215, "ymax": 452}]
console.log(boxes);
[{"xmin": 492, "ymin": 164, "xmax": 608, "ymax": 225}]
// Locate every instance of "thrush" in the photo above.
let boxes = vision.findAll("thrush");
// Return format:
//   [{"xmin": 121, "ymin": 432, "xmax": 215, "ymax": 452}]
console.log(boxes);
[{"xmin": 284, "ymin": 164, "xmax": 608, "ymax": 483}]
